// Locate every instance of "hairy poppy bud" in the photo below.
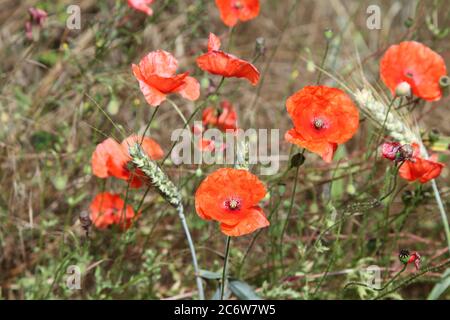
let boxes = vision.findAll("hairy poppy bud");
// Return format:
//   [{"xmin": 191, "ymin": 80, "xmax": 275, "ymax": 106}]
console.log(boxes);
[
  {"xmin": 395, "ymin": 81, "xmax": 411, "ymax": 97},
  {"xmin": 290, "ymin": 152, "xmax": 305, "ymax": 168},
  {"xmin": 428, "ymin": 129, "xmax": 440, "ymax": 144},
  {"xmin": 79, "ymin": 211, "xmax": 92, "ymax": 237},
  {"xmin": 255, "ymin": 37, "xmax": 265, "ymax": 56},
  {"xmin": 404, "ymin": 17, "xmax": 414, "ymax": 28},
  {"xmin": 401, "ymin": 190, "xmax": 414, "ymax": 205},
  {"xmin": 399, "ymin": 249, "xmax": 410, "ymax": 264},
  {"xmin": 439, "ymin": 75, "xmax": 449, "ymax": 96},
  {"xmin": 324, "ymin": 28, "xmax": 333, "ymax": 41}
]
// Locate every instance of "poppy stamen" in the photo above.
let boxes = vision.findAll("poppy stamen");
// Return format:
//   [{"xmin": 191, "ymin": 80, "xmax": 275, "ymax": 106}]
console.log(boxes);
[{"xmin": 225, "ymin": 198, "xmax": 241, "ymax": 211}]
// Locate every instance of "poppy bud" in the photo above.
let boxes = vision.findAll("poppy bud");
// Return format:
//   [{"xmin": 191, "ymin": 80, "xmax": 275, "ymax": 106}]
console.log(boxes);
[
  {"xmin": 395, "ymin": 81, "xmax": 411, "ymax": 97},
  {"xmin": 255, "ymin": 37, "xmax": 266, "ymax": 56},
  {"xmin": 399, "ymin": 249, "xmax": 410, "ymax": 264},
  {"xmin": 428, "ymin": 129, "xmax": 440, "ymax": 144},
  {"xmin": 79, "ymin": 210, "xmax": 92, "ymax": 237},
  {"xmin": 439, "ymin": 75, "xmax": 449, "ymax": 96},
  {"xmin": 401, "ymin": 190, "xmax": 414, "ymax": 205},
  {"xmin": 404, "ymin": 17, "xmax": 414, "ymax": 28},
  {"xmin": 324, "ymin": 29, "xmax": 333, "ymax": 41},
  {"xmin": 290, "ymin": 152, "xmax": 305, "ymax": 168}
]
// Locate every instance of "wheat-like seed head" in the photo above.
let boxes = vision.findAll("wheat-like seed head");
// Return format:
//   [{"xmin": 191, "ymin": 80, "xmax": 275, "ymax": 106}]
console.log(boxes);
[
  {"xmin": 129, "ymin": 144, "xmax": 181, "ymax": 207},
  {"xmin": 353, "ymin": 88, "xmax": 419, "ymax": 144}
]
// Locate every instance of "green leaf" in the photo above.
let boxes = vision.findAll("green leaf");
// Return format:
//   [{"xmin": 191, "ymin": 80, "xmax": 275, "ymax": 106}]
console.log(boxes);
[
  {"xmin": 427, "ymin": 268, "xmax": 450, "ymax": 300},
  {"xmin": 30, "ymin": 131, "xmax": 57, "ymax": 152},
  {"xmin": 229, "ymin": 280, "xmax": 262, "ymax": 300},
  {"xmin": 198, "ymin": 269, "xmax": 222, "ymax": 280}
]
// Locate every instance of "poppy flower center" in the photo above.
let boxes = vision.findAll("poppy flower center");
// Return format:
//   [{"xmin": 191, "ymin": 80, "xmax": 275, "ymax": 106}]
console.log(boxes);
[
  {"xmin": 313, "ymin": 118, "xmax": 325, "ymax": 130},
  {"xmin": 224, "ymin": 197, "xmax": 241, "ymax": 211},
  {"xmin": 233, "ymin": 1, "xmax": 243, "ymax": 9}
]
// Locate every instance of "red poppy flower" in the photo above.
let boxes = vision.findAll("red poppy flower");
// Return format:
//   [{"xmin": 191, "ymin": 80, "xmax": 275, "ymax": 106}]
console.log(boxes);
[
  {"xmin": 380, "ymin": 41, "xmax": 447, "ymax": 101},
  {"xmin": 128, "ymin": 0, "xmax": 154, "ymax": 16},
  {"xmin": 89, "ymin": 192, "xmax": 138, "ymax": 230},
  {"xmin": 133, "ymin": 50, "xmax": 200, "ymax": 106},
  {"xmin": 215, "ymin": 0, "xmax": 260, "ymax": 27},
  {"xmin": 398, "ymin": 143, "xmax": 444, "ymax": 183},
  {"xmin": 203, "ymin": 100, "xmax": 238, "ymax": 132},
  {"xmin": 92, "ymin": 135, "xmax": 164, "ymax": 188},
  {"xmin": 285, "ymin": 85, "xmax": 359, "ymax": 163},
  {"xmin": 195, "ymin": 168, "xmax": 269, "ymax": 236},
  {"xmin": 196, "ymin": 33, "xmax": 260, "ymax": 85}
]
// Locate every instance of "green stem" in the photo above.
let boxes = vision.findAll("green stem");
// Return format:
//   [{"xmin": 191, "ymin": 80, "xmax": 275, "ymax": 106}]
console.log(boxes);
[
  {"xmin": 279, "ymin": 164, "xmax": 300, "ymax": 269},
  {"xmin": 177, "ymin": 204, "xmax": 205, "ymax": 300},
  {"xmin": 220, "ymin": 236, "xmax": 231, "ymax": 300},
  {"xmin": 140, "ymin": 105, "xmax": 160, "ymax": 146},
  {"xmin": 316, "ymin": 40, "xmax": 330, "ymax": 84},
  {"xmin": 420, "ymin": 147, "xmax": 450, "ymax": 256}
]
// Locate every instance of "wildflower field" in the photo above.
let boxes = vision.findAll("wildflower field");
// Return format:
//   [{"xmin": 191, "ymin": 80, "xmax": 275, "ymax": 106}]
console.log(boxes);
[{"xmin": 1, "ymin": 0, "xmax": 450, "ymax": 301}]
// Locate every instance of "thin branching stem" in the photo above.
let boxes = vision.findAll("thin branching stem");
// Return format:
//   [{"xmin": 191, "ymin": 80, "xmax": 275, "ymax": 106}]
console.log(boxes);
[{"xmin": 220, "ymin": 236, "xmax": 232, "ymax": 300}]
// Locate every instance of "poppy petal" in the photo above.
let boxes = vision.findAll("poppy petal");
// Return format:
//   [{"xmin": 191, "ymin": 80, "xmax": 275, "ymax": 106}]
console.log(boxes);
[
  {"xmin": 92, "ymin": 138, "xmax": 128, "ymax": 178},
  {"xmin": 208, "ymin": 33, "xmax": 222, "ymax": 51},
  {"xmin": 197, "ymin": 51, "xmax": 260, "ymax": 85},
  {"xmin": 177, "ymin": 76, "xmax": 200, "ymax": 101},
  {"xmin": 139, "ymin": 50, "xmax": 178, "ymax": 78},
  {"xmin": 285, "ymin": 129, "xmax": 337, "ymax": 163},
  {"xmin": 128, "ymin": 0, "xmax": 154, "ymax": 16},
  {"xmin": 219, "ymin": 206, "xmax": 269, "ymax": 237},
  {"xmin": 138, "ymin": 79, "xmax": 167, "ymax": 107},
  {"xmin": 215, "ymin": 0, "xmax": 260, "ymax": 27},
  {"xmin": 90, "ymin": 193, "xmax": 137, "ymax": 230},
  {"xmin": 145, "ymin": 73, "xmax": 189, "ymax": 93},
  {"xmin": 399, "ymin": 156, "xmax": 445, "ymax": 183}
]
